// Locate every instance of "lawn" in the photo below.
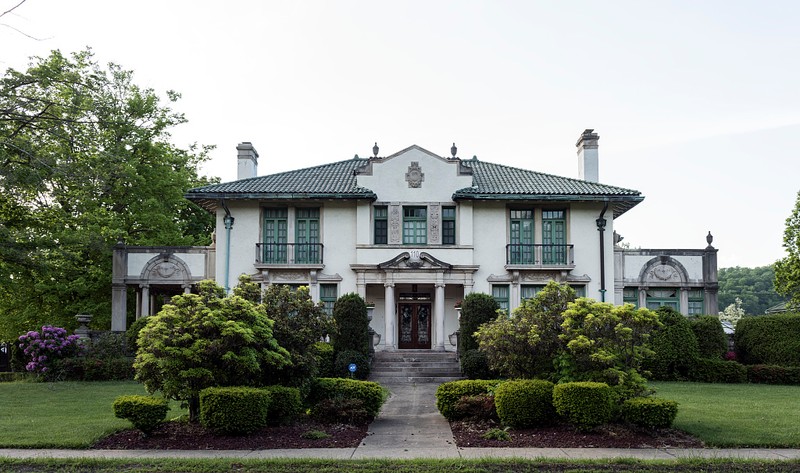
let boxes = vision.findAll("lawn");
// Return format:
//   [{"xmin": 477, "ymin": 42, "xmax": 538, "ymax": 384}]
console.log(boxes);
[
  {"xmin": 0, "ymin": 381, "xmax": 183, "ymax": 448},
  {"xmin": 651, "ymin": 381, "xmax": 800, "ymax": 447}
]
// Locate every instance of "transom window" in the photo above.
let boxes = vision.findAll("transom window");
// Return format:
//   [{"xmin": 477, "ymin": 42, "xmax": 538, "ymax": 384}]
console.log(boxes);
[{"xmin": 403, "ymin": 206, "xmax": 427, "ymax": 244}]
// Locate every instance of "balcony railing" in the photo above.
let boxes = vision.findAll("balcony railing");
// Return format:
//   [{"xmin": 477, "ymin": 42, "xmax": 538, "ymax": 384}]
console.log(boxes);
[
  {"xmin": 506, "ymin": 244, "xmax": 574, "ymax": 266},
  {"xmin": 255, "ymin": 243, "xmax": 324, "ymax": 265}
]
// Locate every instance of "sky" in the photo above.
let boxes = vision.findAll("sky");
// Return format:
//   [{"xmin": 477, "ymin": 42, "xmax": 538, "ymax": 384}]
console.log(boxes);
[{"xmin": 2, "ymin": 0, "xmax": 798, "ymax": 269}]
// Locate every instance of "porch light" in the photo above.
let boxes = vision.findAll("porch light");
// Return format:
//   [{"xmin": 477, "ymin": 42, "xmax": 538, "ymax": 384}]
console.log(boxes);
[
  {"xmin": 448, "ymin": 329, "xmax": 460, "ymax": 347},
  {"xmin": 372, "ymin": 331, "xmax": 381, "ymax": 347}
]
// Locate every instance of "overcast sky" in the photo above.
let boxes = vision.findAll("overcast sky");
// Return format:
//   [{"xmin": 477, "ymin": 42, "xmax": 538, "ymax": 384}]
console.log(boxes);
[{"xmin": 2, "ymin": 0, "xmax": 797, "ymax": 269}]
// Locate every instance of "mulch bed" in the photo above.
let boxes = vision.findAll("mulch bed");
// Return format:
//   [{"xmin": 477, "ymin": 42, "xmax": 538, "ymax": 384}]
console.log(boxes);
[
  {"xmin": 93, "ymin": 419, "xmax": 368, "ymax": 450},
  {"xmin": 451, "ymin": 420, "xmax": 705, "ymax": 449}
]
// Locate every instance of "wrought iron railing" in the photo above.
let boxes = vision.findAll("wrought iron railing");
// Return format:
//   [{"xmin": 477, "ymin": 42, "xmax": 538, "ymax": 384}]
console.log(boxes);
[
  {"xmin": 255, "ymin": 243, "xmax": 324, "ymax": 265},
  {"xmin": 506, "ymin": 244, "xmax": 574, "ymax": 265}
]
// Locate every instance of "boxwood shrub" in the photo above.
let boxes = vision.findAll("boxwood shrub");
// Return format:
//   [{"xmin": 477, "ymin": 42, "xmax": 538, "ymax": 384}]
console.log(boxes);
[
  {"xmin": 435, "ymin": 379, "xmax": 503, "ymax": 421},
  {"xmin": 688, "ymin": 358, "xmax": 747, "ymax": 383},
  {"xmin": 461, "ymin": 349, "xmax": 493, "ymax": 380},
  {"xmin": 552, "ymin": 382, "xmax": 613, "ymax": 431},
  {"xmin": 311, "ymin": 341, "xmax": 335, "ymax": 378},
  {"xmin": 494, "ymin": 379, "xmax": 556, "ymax": 427},
  {"xmin": 688, "ymin": 315, "xmax": 727, "ymax": 359},
  {"xmin": 621, "ymin": 397, "xmax": 678, "ymax": 428},
  {"xmin": 112, "ymin": 395, "xmax": 169, "ymax": 435},
  {"xmin": 334, "ymin": 349, "xmax": 371, "ymax": 380},
  {"xmin": 199, "ymin": 386, "xmax": 270, "ymax": 435},
  {"xmin": 308, "ymin": 377, "xmax": 384, "ymax": 419},
  {"xmin": 262, "ymin": 385, "xmax": 303, "ymax": 425},
  {"xmin": 735, "ymin": 313, "xmax": 800, "ymax": 366},
  {"xmin": 747, "ymin": 364, "xmax": 800, "ymax": 385}
]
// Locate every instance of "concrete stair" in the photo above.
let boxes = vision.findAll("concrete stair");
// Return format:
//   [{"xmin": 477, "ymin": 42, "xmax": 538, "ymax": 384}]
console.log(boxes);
[{"xmin": 369, "ymin": 350, "xmax": 463, "ymax": 384}]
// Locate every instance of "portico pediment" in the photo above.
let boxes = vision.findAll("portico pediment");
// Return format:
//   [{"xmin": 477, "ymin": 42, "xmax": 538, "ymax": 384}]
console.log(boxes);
[{"xmin": 378, "ymin": 251, "xmax": 453, "ymax": 270}]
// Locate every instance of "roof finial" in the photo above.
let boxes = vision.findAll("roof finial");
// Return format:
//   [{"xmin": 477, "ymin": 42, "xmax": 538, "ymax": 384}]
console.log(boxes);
[
  {"xmin": 451, "ymin": 142, "xmax": 457, "ymax": 158},
  {"xmin": 706, "ymin": 231, "xmax": 714, "ymax": 248},
  {"xmin": 372, "ymin": 142, "xmax": 379, "ymax": 158}
]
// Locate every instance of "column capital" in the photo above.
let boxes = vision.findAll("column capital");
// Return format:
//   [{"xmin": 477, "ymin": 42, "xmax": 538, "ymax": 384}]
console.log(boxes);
[
  {"xmin": 435, "ymin": 283, "xmax": 446, "ymax": 289},
  {"xmin": 384, "ymin": 283, "xmax": 395, "ymax": 288}
]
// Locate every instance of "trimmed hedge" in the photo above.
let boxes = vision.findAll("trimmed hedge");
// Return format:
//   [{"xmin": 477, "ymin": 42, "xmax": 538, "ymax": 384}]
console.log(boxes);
[
  {"xmin": 688, "ymin": 315, "xmax": 727, "ymax": 359},
  {"xmin": 621, "ymin": 397, "xmax": 678, "ymax": 428},
  {"xmin": 453, "ymin": 394, "xmax": 497, "ymax": 422},
  {"xmin": 688, "ymin": 358, "xmax": 747, "ymax": 384},
  {"xmin": 262, "ymin": 385, "xmax": 303, "ymax": 425},
  {"xmin": 494, "ymin": 379, "xmax": 556, "ymax": 428},
  {"xmin": 552, "ymin": 382, "xmax": 613, "ymax": 431},
  {"xmin": 333, "ymin": 349, "xmax": 370, "ymax": 380},
  {"xmin": 747, "ymin": 364, "xmax": 800, "ymax": 385},
  {"xmin": 199, "ymin": 386, "xmax": 270, "ymax": 435},
  {"xmin": 461, "ymin": 349, "xmax": 493, "ymax": 380},
  {"xmin": 735, "ymin": 313, "xmax": 800, "ymax": 366},
  {"xmin": 309, "ymin": 377, "xmax": 384, "ymax": 419},
  {"xmin": 311, "ymin": 341, "xmax": 335, "ymax": 378},
  {"xmin": 644, "ymin": 306, "xmax": 699, "ymax": 380},
  {"xmin": 112, "ymin": 395, "xmax": 169, "ymax": 435},
  {"xmin": 436, "ymin": 379, "xmax": 503, "ymax": 421}
]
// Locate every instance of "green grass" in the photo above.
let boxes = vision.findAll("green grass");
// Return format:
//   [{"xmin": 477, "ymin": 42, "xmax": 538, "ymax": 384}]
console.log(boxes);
[
  {"xmin": 0, "ymin": 381, "xmax": 183, "ymax": 448},
  {"xmin": 651, "ymin": 381, "xmax": 800, "ymax": 447}
]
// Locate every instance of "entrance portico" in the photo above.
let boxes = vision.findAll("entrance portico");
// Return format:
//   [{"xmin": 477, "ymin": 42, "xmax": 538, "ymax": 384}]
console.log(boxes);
[{"xmin": 351, "ymin": 251, "xmax": 478, "ymax": 352}]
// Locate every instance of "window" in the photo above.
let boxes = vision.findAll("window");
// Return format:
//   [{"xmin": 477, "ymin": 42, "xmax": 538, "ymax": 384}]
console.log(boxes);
[
  {"xmin": 320, "ymin": 284, "xmax": 337, "ymax": 315},
  {"xmin": 542, "ymin": 210, "xmax": 566, "ymax": 264},
  {"xmin": 521, "ymin": 285, "xmax": 544, "ymax": 301},
  {"xmin": 295, "ymin": 208, "xmax": 320, "ymax": 263},
  {"xmin": 442, "ymin": 206, "xmax": 456, "ymax": 245},
  {"xmin": 374, "ymin": 206, "xmax": 388, "ymax": 245},
  {"xmin": 688, "ymin": 289, "xmax": 704, "ymax": 315},
  {"xmin": 570, "ymin": 285, "xmax": 586, "ymax": 298},
  {"xmin": 492, "ymin": 285, "xmax": 509, "ymax": 313},
  {"xmin": 509, "ymin": 210, "xmax": 534, "ymax": 264},
  {"xmin": 262, "ymin": 208, "xmax": 288, "ymax": 263},
  {"xmin": 403, "ymin": 206, "xmax": 427, "ymax": 244},
  {"xmin": 623, "ymin": 288, "xmax": 638, "ymax": 308},
  {"xmin": 645, "ymin": 288, "xmax": 679, "ymax": 310}
]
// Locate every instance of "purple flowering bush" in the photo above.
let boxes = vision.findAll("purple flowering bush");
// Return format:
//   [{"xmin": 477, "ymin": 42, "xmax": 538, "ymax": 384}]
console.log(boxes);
[{"xmin": 18, "ymin": 326, "xmax": 84, "ymax": 374}]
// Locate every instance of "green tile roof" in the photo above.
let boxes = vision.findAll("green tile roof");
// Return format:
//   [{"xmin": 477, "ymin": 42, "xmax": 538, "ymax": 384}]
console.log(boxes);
[{"xmin": 187, "ymin": 152, "xmax": 643, "ymax": 217}]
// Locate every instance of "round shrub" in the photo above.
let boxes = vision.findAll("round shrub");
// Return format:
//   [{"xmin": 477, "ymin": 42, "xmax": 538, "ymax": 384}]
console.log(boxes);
[
  {"xmin": 334, "ymin": 349, "xmax": 370, "ymax": 380},
  {"xmin": 332, "ymin": 293, "xmax": 370, "ymax": 356},
  {"xmin": 461, "ymin": 349, "xmax": 493, "ymax": 380},
  {"xmin": 308, "ymin": 378, "xmax": 385, "ymax": 420},
  {"xmin": 552, "ymin": 382, "xmax": 613, "ymax": 431},
  {"xmin": 199, "ymin": 386, "xmax": 270, "ymax": 435},
  {"xmin": 621, "ymin": 397, "xmax": 678, "ymax": 428},
  {"xmin": 735, "ymin": 314, "xmax": 800, "ymax": 366},
  {"xmin": 435, "ymin": 379, "xmax": 503, "ymax": 421},
  {"xmin": 311, "ymin": 341, "xmax": 335, "ymax": 378},
  {"xmin": 644, "ymin": 306, "xmax": 699, "ymax": 380},
  {"xmin": 113, "ymin": 395, "xmax": 169, "ymax": 435},
  {"xmin": 688, "ymin": 315, "xmax": 727, "ymax": 359},
  {"xmin": 494, "ymin": 379, "xmax": 556, "ymax": 428},
  {"xmin": 262, "ymin": 385, "xmax": 303, "ymax": 426},
  {"xmin": 458, "ymin": 293, "xmax": 500, "ymax": 354}
]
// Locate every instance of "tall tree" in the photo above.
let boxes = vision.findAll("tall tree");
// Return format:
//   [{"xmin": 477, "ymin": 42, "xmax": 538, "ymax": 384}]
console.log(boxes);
[
  {"xmin": 718, "ymin": 266, "xmax": 786, "ymax": 315},
  {"xmin": 775, "ymin": 191, "xmax": 800, "ymax": 311},
  {"xmin": 0, "ymin": 48, "xmax": 215, "ymax": 340}
]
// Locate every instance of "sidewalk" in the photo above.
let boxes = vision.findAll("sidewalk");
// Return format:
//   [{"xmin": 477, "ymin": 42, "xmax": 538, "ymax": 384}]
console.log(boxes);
[{"xmin": 3, "ymin": 382, "xmax": 800, "ymax": 461}]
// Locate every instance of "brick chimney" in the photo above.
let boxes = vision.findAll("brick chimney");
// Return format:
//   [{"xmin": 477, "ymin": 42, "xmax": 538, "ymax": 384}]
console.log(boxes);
[
  {"xmin": 575, "ymin": 129, "xmax": 599, "ymax": 183},
  {"xmin": 237, "ymin": 142, "xmax": 259, "ymax": 180}
]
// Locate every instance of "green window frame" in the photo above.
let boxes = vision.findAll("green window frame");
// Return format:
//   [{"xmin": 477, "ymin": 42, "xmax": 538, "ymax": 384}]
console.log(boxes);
[
  {"xmin": 442, "ymin": 206, "xmax": 456, "ymax": 245},
  {"xmin": 542, "ymin": 210, "xmax": 566, "ymax": 264},
  {"xmin": 509, "ymin": 209, "xmax": 534, "ymax": 264},
  {"xmin": 646, "ymin": 288, "xmax": 679, "ymax": 311},
  {"xmin": 295, "ymin": 208, "xmax": 320, "ymax": 264},
  {"xmin": 623, "ymin": 287, "xmax": 638, "ymax": 308},
  {"xmin": 403, "ymin": 206, "xmax": 427, "ymax": 244},
  {"xmin": 688, "ymin": 289, "xmax": 704, "ymax": 315},
  {"xmin": 521, "ymin": 285, "xmax": 544, "ymax": 302},
  {"xmin": 492, "ymin": 285, "xmax": 510, "ymax": 313},
  {"xmin": 374, "ymin": 206, "xmax": 388, "ymax": 245},
  {"xmin": 262, "ymin": 208, "xmax": 288, "ymax": 263},
  {"xmin": 570, "ymin": 285, "xmax": 586, "ymax": 298},
  {"xmin": 320, "ymin": 284, "xmax": 337, "ymax": 315}
]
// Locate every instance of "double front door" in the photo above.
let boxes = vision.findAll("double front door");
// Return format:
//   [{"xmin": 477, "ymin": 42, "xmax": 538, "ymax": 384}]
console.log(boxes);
[{"xmin": 398, "ymin": 303, "xmax": 431, "ymax": 349}]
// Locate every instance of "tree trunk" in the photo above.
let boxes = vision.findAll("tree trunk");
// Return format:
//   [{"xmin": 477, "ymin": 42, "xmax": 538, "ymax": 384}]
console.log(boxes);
[{"xmin": 188, "ymin": 395, "xmax": 200, "ymax": 423}]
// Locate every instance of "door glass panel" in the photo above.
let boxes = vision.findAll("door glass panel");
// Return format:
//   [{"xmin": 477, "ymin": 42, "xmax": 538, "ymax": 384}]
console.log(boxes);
[
  {"xmin": 417, "ymin": 305, "xmax": 429, "ymax": 344},
  {"xmin": 400, "ymin": 305, "xmax": 413, "ymax": 344}
]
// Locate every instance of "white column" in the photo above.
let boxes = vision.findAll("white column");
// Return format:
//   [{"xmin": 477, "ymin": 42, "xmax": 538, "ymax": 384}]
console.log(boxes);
[
  {"xmin": 135, "ymin": 290, "xmax": 142, "ymax": 320},
  {"xmin": 435, "ymin": 283, "xmax": 446, "ymax": 351},
  {"xmin": 140, "ymin": 285, "xmax": 150, "ymax": 317},
  {"xmin": 183, "ymin": 285, "xmax": 192, "ymax": 294},
  {"xmin": 680, "ymin": 287, "xmax": 689, "ymax": 315},
  {"xmin": 384, "ymin": 283, "xmax": 395, "ymax": 350}
]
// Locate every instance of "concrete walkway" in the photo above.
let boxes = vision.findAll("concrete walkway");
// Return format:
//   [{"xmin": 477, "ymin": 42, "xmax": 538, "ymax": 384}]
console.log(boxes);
[{"xmin": 3, "ymin": 381, "xmax": 800, "ymax": 461}]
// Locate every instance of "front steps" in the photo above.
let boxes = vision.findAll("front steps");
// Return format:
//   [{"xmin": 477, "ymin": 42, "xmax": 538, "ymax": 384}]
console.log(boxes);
[{"xmin": 369, "ymin": 350, "xmax": 463, "ymax": 384}]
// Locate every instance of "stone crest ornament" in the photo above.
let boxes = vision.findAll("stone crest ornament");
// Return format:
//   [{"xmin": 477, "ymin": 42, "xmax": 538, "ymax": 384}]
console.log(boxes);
[
  {"xmin": 153, "ymin": 261, "xmax": 181, "ymax": 279},
  {"xmin": 405, "ymin": 161, "xmax": 425, "ymax": 188},
  {"xmin": 652, "ymin": 265, "xmax": 677, "ymax": 281}
]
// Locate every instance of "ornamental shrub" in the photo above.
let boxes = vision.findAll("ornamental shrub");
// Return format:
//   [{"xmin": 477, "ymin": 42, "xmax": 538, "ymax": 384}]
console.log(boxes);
[
  {"xmin": 311, "ymin": 397, "xmax": 371, "ymax": 425},
  {"xmin": 494, "ymin": 379, "xmax": 556, "ymax": 428},
  {"xmin": 746, "ymin": 364, "xmax": 800, "ymax": 385},
  {"xmin": 308, "ymin": 378, "xmax": 384, "ymax": 419},
  {"xmin": 311, "ymin": 341, "xmax": 335, "ymax": 378},
  {"xmin": 435, "ymin": 379, "xmax": 503, "ymax": 421},
  {"xmin": 461, "ymin": 349, "xmax": 494, "ymax": 379},
  {"xmin": 643, "ymin": 306, "xmax": 700, "ymax": 380},
  {"xmin": 113, "ymin": 395, "xmax": 169, "ymax": 435},
  {"xmin": 552, "ymin": 382, "xmax": 613, "ymax": 431},
  {"xmin": 261, "ymin": 385, "xmax": 303, "ymax": 425},
  {"xmin": 458, "ymin": 293, "xmax": 500, "ymax": 354},
  {"xmin": 453, "ymin": 394, "xmax": 498, "ymax": 422},
  {"xmin": 688, "ymin": 315, "xmax": 727, "ymax": 359},
  {"xmin": 334, "ymin": 349, "xmax": 371, "ymax": 380},
  {"xmin": 126, "ymin": 317, "xmax": 152, "ymax": 355},
  {"xmin": 199, "ymin": 386, "xmax": 270, "ymax": 435},
  {"xmin": 332, "ymin": 293, "xmax": 370, "ymax": 356},
  {"xmin": 735, "ymin": 313, "xmax": 800, "ymax": 366},
  {"xmin": 688, "ymin": 358, "xmax": 747, "ymax": 383},
  {"xmin": 621, "ymin": 397, "xmax": 679, "ymax": 428},
  {"xmin": 17, "ymin": 325, "xmax": 84, "ymax": 375}
]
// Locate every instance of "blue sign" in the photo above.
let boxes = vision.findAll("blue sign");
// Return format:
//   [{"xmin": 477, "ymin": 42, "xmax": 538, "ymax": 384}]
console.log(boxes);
[{"xmin": 348, "ymin": 363, "xmax": 357, "ymax": 373}]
